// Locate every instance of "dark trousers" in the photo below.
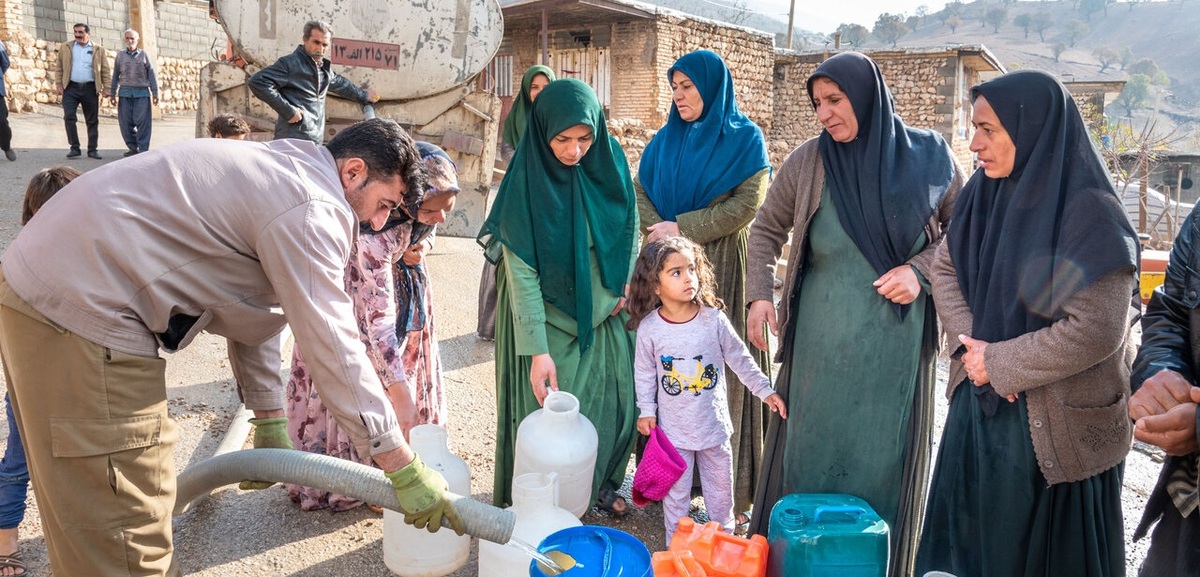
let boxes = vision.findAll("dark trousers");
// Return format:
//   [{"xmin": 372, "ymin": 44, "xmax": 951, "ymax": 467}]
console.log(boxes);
[
  {"xmin": 62, "ymin": 81, "xmax": 99, "ymax": 152},
  {"xmin": 0, "ymin": 96, "xmax": 10, "ymax": 151},
  {"xmin": 1139, "ymin": 502, "xmax": 1200, "ymax": 576},
  {"xmin": 118, "ymin": 96, "xmax": 152, "ymax": 152}
]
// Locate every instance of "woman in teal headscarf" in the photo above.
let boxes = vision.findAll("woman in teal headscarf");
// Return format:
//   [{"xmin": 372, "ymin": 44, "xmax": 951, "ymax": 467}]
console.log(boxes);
[
  {"xmin": 479, "ymin": 64, "xmax": 557, "ymax": 341},
  {"xmin": 635, "ymin": 49, "xmax": 771, "ymax": 527},
  {"xmin": 501, "ymin": 64, "xmax": 556, "ymax": 157},
  {"xmin": 480, "ymin": 78, "xmax": 640, "ymax": 514}
]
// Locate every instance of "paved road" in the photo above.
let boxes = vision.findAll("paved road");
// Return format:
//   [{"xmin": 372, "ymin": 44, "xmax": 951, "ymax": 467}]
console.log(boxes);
[{"xmin": 0, "ymin": 106, "xmax": 1162, "ymax": 575}]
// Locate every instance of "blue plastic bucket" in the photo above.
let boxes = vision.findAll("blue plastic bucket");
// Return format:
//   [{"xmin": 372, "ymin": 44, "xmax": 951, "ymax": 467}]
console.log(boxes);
[{"xmin": 528, "ymin": 526, "xmax": 651, "ymax": 577}]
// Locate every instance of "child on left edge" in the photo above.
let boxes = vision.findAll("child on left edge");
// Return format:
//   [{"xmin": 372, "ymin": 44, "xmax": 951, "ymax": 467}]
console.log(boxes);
[
  {"xmin": 626, "ymin": 236, "xmax": 787, "ymax": 546},
  {"xmin": 0, "ymin": 166, "xmax": 82, "ymax": 577}
]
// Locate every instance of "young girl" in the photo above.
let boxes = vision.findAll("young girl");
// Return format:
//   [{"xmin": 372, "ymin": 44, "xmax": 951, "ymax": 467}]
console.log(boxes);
[{"xmin": 627, "ymin": 236, "xmax": 787, "ymax": 545}]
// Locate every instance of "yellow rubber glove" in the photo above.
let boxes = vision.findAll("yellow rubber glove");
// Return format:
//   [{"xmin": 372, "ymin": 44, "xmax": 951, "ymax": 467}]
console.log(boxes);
[
  {"xmin": 384, "ymin": 455, "xmax": 465, "ymax": 535},
  {"xmin": 239, "ymin": 417, "xmax": 293, "ymax": 490}
]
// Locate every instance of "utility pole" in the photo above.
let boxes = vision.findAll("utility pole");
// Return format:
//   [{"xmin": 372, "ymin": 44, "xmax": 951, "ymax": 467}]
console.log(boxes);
[{"xmin": 786, "ymin": 0, "xmax": 796, "ymax": 49}]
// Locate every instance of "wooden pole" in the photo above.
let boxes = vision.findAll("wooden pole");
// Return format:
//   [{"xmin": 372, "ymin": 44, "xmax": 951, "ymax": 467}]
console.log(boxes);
[
  {"xmin": 540, "ymin": 9, "xmax": 549, "ymax": 66},
  {"xmin": 786, "ymin": 0, "xmax": 796, "ymax": 49}
]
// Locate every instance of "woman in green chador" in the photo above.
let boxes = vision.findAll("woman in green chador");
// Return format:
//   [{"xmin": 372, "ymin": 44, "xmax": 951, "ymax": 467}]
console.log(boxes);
[{"xmin": 480, "ymin": 78, "xmax": 639, "ymax": 516}]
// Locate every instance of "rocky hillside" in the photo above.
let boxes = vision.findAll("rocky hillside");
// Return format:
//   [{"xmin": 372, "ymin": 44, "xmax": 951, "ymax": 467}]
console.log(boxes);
[{"xmin": 836, "ymin": 1, "xmax": 1200, "ymax": 151}]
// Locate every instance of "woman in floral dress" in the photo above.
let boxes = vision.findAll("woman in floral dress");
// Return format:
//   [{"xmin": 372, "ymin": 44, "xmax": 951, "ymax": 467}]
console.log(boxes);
[{"xmin": 285, "ymin": 143, "xmax": 461, "ymax": 511}]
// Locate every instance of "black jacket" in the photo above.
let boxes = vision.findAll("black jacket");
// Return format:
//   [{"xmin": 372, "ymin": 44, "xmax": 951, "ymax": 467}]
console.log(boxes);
[
  {"xmin": 248, "ymin": 45, "xmax": 369, "ymax": 143},
  {"xmin": 1131, "ymin": 202, "xmax": 1200, "ymax": 540}
]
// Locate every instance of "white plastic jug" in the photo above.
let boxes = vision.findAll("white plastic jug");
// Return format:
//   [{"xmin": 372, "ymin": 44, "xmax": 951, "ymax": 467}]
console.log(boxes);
[
  {"xmin": 477, "ymin": 472, "xmax": 582, "ymax": 577},
  {"xmin": 383, "ymin": 424, "xmax": 471, "ymax": 577},
  {"xmin": 513, "ymin": 391, "xmax": 598, "ymax": 517}
]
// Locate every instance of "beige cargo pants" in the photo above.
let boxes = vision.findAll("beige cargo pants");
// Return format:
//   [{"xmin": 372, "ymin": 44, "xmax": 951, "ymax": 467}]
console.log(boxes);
[{"xmin": 0, "ymin": 272, "xmax": 180, "ymax": 576}]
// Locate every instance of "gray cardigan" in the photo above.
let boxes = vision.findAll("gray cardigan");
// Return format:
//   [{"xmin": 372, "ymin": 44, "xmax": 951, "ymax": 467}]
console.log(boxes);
[
  {"xmin": 745, "ymin": 138, "xmax": 963, "ymax": 363},
  {"xmin": 931, "ymin": 240, "xmax": 1137, "ymax": 485}
]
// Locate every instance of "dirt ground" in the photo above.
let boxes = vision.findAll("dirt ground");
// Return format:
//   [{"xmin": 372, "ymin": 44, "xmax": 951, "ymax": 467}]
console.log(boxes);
[{"xmin": 0, "ymin": 106, "xmax": 1161, "ymax": 576}]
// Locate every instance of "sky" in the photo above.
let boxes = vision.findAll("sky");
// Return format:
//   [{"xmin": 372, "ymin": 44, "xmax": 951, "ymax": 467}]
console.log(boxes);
[{"xmin": 735, "ymin": 0, "xmax": 951, "ymax": 34}]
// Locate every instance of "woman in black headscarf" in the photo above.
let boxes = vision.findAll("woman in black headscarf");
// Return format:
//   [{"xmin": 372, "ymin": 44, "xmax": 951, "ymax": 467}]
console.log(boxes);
[
  {"xmin": 745, "ymin": 52, "xmax": 963, "ymax": 575},
  {"xmin": 916, "ymin": 70, "xmax": 1138, "ymax": 577}
]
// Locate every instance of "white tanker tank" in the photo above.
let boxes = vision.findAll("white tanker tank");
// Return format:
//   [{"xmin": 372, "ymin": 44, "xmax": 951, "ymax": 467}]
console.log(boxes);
[{"xmin": 198, "ymin": 0, "xmax": 504, "ymax": 237}]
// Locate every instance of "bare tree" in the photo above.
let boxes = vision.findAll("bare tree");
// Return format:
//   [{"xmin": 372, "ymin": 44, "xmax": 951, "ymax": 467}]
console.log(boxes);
[
  {"xmin": 1053, "ymin": 42, "xmax": 1067, "ymax": 62},
  {"xmin": 984, "ymin": 7, "xmax": 1009, "ymax": 33},
  {"xmin": 1013, "ymin": 13, "xmax": 1032, "ymax": 38},
  {"xmin": 1080, "ymin": 0, "xmax": 1106, "ymax": 21},
  {"xmin": 719, "ymin": 0, "xmax": 752, "ymax": 26},
  {"xmin": 1031, "ymin": 12, "xmax": 1052, "ymax": 41},
  {"xmin": 947, "ymin": 14, "xmax": 963, "ymax": 33},
  {"xmin": 1093, "ymin": 46, "xmax": 1119, "ymax": 72},
  {"xmin": 938, "ymin": 1, "xmax": 964, "ymax": 25},
  {"xmin": 915, "ymin": 5, "xmax": 929, "ymax": 24},
  {"xmin": 835, "ymin": 23, "xmax": 870, "ymax": 47},
  {"xmin": 873, "ymin": 13, "xmax": 909, "ymax": 47},
  {"xmin": 1067, "ymin": 20, "xmax": 1090, "ymax": 47}
]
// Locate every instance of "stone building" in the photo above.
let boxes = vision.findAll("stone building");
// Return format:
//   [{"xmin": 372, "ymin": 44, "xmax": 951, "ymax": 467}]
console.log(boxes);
[
  {"xmin": 493, "ymin": 1, "xmax": 1015, "ymax": 175},
  {"xmin": 497, "ymin": 0, "xmax": 775, "ymax": 169},
  {"xmin": 0, "ymin": 0, "xmax": 225, "ymax": 115},
  {"xmin": 772, "ymin": 46, "xmax": 1004, "ymax": 170}
]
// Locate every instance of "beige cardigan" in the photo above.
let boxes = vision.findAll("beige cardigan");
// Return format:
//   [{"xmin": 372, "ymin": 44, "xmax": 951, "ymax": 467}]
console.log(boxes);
[
  {"xmin": 745, "ymin": 137, "xmax": 964, "ymax": 362},
  {"xmin": 58, "ymin": 40, "xmax": 112, "ymax": 95},
  {"xmin": 931, "ymin": 240, "xmax": 1137, "ymax": 485}
]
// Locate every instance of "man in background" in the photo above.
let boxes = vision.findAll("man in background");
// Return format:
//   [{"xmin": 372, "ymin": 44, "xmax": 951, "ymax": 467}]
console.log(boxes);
[
  {"xmin": 57, "ymin": 23, "xmax": 110, "ymax": 159},
  {"xmin": 110, "ymin": 29, "xmax": 159, "ymax": 157},
  {"xmin": 248, "ymin": 20, "xmax": 378, "ymax": 144},
  {"xmin": 0, "ymin": 39, "xmax": 15, "ymax": 161}
]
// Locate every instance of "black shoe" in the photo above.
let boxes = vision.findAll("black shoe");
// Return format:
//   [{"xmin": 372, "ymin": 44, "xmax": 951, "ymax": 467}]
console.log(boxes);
[
  {"xmin": 3, "ymin": 149, "xmax": 14, "ymax": 161},
  {"xmin": 123, "ymin": 149, "xmax": 138, "ymax": 157},
  {"xmin": 66, "ymin": 149, "xmax": 81, "ymax": 158},
  {"xmin": 87, "ymin": 150, "xmax": 102, "ymax": 160}
]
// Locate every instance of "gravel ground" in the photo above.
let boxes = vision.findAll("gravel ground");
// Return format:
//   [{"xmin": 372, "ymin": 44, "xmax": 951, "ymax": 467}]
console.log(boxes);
[{"xmin": 0, "ymin": 107, "xmax": 1162, "ymax": 575}]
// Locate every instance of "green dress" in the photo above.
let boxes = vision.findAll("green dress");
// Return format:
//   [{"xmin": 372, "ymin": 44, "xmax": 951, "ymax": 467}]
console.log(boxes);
[
  {"xmin": 635, "ymin": 168, "xmax": 771, "ymax": 514},
  {"xmin": 775, "ymin": 186, "xmax": 935, "ymax": 577},
  {"xmin": 491, "ymin": 244, "xmax": 639, "ymax": 508}
]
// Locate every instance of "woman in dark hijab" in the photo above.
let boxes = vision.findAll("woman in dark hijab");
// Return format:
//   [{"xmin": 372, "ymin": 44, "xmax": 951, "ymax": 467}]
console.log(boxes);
[
  {"xmin": 480, "ymin": 78, "xmax": 640, "ymax": 514},
  {"xmin": 478, "ymin": 65, "xmax": 558, "ymax": 341},
  {"xmin": 916, "ymin": 70, "xmax": 1138, "ymax": 577},
  {"xmin": 635, "ymin": 49, "xmax": 771, "ymax": 527},
  {"xmin": 745, "ymin": 52, "xmax": 963, "ymax": 575}
]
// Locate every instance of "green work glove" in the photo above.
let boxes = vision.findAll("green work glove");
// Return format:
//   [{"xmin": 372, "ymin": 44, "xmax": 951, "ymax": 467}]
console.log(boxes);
[
  {"xmin": 385, "ymin": 455, "xmax": 465, "ymax": 535},
  {"xmin": 239, "ymin": 417, "xmax": 294, "ymax": 490}
]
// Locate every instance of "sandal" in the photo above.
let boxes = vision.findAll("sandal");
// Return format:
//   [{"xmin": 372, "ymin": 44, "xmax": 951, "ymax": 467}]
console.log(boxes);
[
  {"xmin": 734, "ymin": 512, "xmax": 751, "ymax": 536},
  {"xmin": 595, "ymin": 488, "xmax": 630, "ymax": 517},
  {"xmin": 0, "ymin": 552, "xmax": 26, "ymax": 576}
]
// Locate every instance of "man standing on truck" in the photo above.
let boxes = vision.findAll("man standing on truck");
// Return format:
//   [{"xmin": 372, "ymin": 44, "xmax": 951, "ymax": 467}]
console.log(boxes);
[
  {"xmin": 0, "ymin": 118, "xmax": 463, "ymax": 576},
  {"xmin": 248, "ymin": 20, "xmax": 378, "ymax": 144}
]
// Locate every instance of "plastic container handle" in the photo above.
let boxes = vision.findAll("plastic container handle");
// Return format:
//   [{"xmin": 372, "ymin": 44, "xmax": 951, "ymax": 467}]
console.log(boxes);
[
  {"xmin": 673, "ymin": 555, "xmax": 698, "ymax": 577},
  {"xmin": 813, "ymin": 505, "xmax": 867, "ymax": 524}
]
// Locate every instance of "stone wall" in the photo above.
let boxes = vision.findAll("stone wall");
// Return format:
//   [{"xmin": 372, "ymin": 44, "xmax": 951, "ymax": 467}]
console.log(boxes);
[
  {"xmin": 3, "ymin": 0, "xmax": 224, "ymax": 114},
  {"xmin": 505, "ymin": 13, "xmax": 774, "ymax": 173},
  {"xmin": 652, "ymin": 15, "xmax": 774, "ymax": 140},
  {"xmin": 771, "ymin": 50, "xmax": 969, "ymax": 170}
]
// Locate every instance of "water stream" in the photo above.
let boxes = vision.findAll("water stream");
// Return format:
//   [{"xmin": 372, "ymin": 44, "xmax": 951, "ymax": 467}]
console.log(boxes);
[{"xmin": 506, "ymin": 537, "xmax": 582, "ymax": 575}]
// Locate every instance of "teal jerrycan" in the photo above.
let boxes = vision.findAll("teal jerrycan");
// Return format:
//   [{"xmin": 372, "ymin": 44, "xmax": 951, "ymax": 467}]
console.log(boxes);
[{"xmin": 766, "ymin": 493, "xmax": 889, "ymax": 577}]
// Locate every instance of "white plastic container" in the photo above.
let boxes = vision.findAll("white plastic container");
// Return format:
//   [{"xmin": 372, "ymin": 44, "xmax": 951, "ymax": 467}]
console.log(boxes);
[
  {"xmin": 513, "ymin": 391, "xmax": 599, "ymax": 518},
  {"xmin": 383, "ymin": 425, "xmax": 471, "ymax": 577},
  {"xmin": 477, "ymin": 472, "xmax": 582, "ymax": 577}
]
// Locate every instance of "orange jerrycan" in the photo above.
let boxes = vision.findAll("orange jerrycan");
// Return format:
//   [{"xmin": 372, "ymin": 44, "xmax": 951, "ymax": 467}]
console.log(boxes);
[
  {"xmin": 652, "ymin": 549, "xmax": 708, "ymax": 577},
  {"xmin": 668, "ymin": 518, "xmax": 768, "ymax": 577}
]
